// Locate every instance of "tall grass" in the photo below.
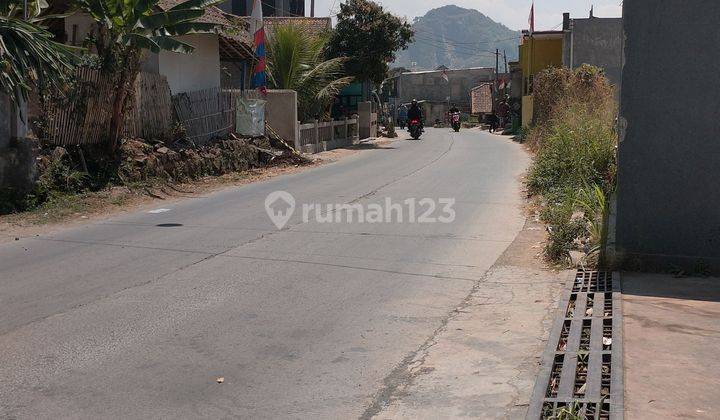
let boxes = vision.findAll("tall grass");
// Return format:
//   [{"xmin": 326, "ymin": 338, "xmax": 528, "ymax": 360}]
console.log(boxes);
[{"xmin": 526, "ymin": 65, "xmax": 617, "ymax": 264}]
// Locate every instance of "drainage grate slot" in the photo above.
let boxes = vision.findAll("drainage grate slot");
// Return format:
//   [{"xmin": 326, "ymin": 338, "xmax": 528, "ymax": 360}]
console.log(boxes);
[
  {"xmin": 528, "ymin": 270, "xmax": 624, "ymax": 420},
  {"xmin": 546, "ymin": 354, "xmax": 564, "ymax": 398},
  {"xmin": 601, "ymin": 353, "xmax": 612, "ymax": 398},
  {"xmin": 603, "ymin": 319, "xmax": 613, "ymax": 351},
  {"xmin": 604, "ymin": 292, "xmax": 613, "ymax": 317},
  {"xmin": 557, "ymin": 320, "xmax": 572, "ymax": 351},
  {"xmin": 566, "ymin": 293, "xmax": 577, "ymax": 317},
  {"xmin": 579, "ymin": 319, "xmax": 592, "ymax": 351},
  {"xmin": 574, "ymin": 353, "xmax": 589, "ymax": 397}
]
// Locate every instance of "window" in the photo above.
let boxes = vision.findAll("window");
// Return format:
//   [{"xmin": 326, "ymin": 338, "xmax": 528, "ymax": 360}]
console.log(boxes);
[
  {"xmin": 289, "ymin": 0, "xmax": 304, "ymax": 16},
  {"xmin": 232, "ymin": 0, "xmax": 247, "ymax": 16},
  {"xmin": 262, "ymin": 1, "xmax": 275, "ymax": 16}
]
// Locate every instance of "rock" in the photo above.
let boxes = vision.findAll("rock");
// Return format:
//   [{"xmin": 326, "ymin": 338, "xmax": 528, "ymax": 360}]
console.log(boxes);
[
  {"xmin": 156, "ymin": 146, "xmax": 170, "ymax": 154},
  {"xmin": 569, "ymin": 250, "xmax": 585, "ymax": 266},
  {"xmin": 51, "ymin": 147, "xmax": 68, "ymax": 160}
]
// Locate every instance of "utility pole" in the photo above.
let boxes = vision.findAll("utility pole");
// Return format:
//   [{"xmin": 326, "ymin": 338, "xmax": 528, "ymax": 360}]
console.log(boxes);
[
  {"xmin": 494, "ymin": 49, "xmax": 499, "ymax": 111},
  {"xmin": 495, "ymin": 49, "xmax": 499, "ymax": 84},
  {"xmin": 503, "ymin": 50, "xmax": 508, "ymax": 74},
  {"xmin": 310, "ymin": 0, "xmax": 315, "ymax": 17}
]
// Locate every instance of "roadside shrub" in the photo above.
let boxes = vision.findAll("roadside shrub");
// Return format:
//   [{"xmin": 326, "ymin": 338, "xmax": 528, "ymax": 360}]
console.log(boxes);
[
  {"xmin": 543, "ymin": 192, "xmax": 587, "ymax": 263},
  {"xmin": 527, "ymin": 102, "xmax": 616, "ymax": 197},
  {"xmin": 526, "ymin": 65, "xmax": 617, "ymax": 264}
]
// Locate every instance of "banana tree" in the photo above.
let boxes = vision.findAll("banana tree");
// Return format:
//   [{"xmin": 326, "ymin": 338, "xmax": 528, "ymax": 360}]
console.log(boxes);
[
  {"xmin": 267, "ymin": 24, "xmax": 353, "ymax": 121},
  {"xmin": 0, "ymin": 0, "xmax": 76, "ymax": 117},
  {"xmin": 72, "ymin": 0, "xmax": 225, "ymax": 152}
]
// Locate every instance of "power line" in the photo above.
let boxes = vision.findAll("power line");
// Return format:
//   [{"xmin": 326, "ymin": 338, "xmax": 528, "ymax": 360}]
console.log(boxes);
[
  {"xmin": 413, "ymin": 28, "xmax": 521, "ymax": 46},
  {"xmin": 410, "ymin": 33, "xmax": 513, "ymax": 56}
]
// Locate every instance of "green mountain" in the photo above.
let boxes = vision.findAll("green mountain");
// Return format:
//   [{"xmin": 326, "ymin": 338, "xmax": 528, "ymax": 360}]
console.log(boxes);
[{"xmin": 394, "ymin": 5, "xmax": 520, "ymax": 70}]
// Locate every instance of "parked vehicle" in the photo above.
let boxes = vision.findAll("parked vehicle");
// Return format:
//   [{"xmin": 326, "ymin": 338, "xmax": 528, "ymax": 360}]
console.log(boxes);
[
  {"xmin": 408, "ymin": 119, "xmax": 423, "ymax": 139},
  {"xmin": 451, "ymin": 112, "xmax": 461, "ymax": 132}
]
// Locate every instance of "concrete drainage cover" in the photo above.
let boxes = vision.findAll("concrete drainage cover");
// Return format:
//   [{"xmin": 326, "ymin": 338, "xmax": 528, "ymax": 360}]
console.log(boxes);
[{"xmin": 527, "ymin": 270, "xmax": 624, "ymax": 420}]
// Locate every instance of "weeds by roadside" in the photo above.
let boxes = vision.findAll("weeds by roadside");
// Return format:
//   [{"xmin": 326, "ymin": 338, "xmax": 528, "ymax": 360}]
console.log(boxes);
[{"xmin": 526, "ymin": 65, "xmax": 617, "ymax": 266}]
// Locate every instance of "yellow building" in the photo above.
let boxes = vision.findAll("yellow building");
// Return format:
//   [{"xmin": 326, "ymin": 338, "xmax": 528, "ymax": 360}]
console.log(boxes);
[{"xmin": 518, "ymin": 31, "xmax": 564, "ymax": 127}]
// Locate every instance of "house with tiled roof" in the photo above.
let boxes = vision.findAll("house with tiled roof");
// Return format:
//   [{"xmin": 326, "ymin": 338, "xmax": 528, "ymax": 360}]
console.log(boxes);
[{"xmin": 53, "ymin": 0, "xmax": 254, "ymax": 94}]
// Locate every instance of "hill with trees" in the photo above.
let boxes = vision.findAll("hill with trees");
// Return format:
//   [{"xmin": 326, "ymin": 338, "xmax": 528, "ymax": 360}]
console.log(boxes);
[{"xmin": 394, "ymin": 5, "xmax": 520, "ymax": 70}]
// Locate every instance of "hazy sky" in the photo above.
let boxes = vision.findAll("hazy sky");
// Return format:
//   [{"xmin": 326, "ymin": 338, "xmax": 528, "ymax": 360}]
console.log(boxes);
[{"xmin": 307, "ymin": 0, "xmax": 622, "ymax": 31}]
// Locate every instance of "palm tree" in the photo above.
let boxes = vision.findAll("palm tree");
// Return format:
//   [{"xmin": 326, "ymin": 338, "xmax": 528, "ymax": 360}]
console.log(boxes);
[
  {"xmin": 266, "ymin": 23, "xmax": 353, "ymax": 122},
  {"xmin": 72, "ymin": 0, "xmax": 225, "ymax": 152},
  {"xmin": 0, "ymin": 0, "xmax": 76, "ymax": 117}
]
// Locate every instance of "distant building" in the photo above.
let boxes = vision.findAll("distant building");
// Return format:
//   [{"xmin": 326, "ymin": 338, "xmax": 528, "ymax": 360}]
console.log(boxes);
[
  {"xmin": 471, "ymin": 84, "xmax": 493, "ymax": 115},
  {"xmin": 562, "ymin": 12, "xmax": 623, "ymax": 101},
  {"xmin": 518, "ymin": 30, "xmax": 564, "ymax": 127},
  {"xmin": 387, "ymin": 67, "xmax": 496, "ymax": 123},
  {"xmin": 508, "ymin": 61, "xmax": 523, "ymax": 114}
]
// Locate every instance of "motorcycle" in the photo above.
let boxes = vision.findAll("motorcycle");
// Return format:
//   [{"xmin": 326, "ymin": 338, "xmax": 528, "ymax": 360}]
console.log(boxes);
[
  {"xmin": 408, "ymin": 119, "xmax": 423, "ymax": 140},
  {"xmin": 451, "ymin": 112, "xmax": 461, "ymax": 132}
]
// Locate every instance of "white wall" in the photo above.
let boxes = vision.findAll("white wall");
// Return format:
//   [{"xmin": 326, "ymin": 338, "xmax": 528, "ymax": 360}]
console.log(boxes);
[{"xmin": 158, "ymin": 34, "xmax": 221, "ymax": 94}]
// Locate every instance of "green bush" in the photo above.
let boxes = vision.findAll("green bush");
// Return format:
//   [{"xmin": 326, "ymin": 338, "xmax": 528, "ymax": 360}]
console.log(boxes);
[
  {"xmin": 527, "ymin": 103, "xmax": 616, "ymax": 197},
  {"xmin": 526, "ymin": 65, "xmax": 617, "ymax": 264}
]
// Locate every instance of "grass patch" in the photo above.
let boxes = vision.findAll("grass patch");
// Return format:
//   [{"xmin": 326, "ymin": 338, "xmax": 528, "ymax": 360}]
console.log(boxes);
[{"xmin": 526, "ymin": 65, "xmax": 617, "ymax": 265}]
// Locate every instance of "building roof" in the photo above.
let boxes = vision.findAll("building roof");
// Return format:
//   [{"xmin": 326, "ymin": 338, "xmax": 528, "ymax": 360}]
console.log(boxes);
[
  {"xmin": 157, "ymin": 0, "xmax": 253, "ymax": 60},
  {"xmin": 399, "ymin": 67, "xmax": 494, "ymax": 76},
  {"xmin": 521, "ymin": 30, "xmax": 564, "ymax": 40},
  {"xmin": 228, "ymin": 15, "xmax": 332, "ymax": 39},
  {"xmin": 157, "ymin": 0, "xmax": 235, "ymax": 26},
  {"xmin": 265, "ymin": 17, "xmax": 332, "ymax": 37}
]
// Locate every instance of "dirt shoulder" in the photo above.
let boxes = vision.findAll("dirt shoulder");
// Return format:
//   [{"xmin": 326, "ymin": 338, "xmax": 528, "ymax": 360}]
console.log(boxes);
[
  {"xmin": 0, "ymin": 140, "xmax": 395, "ymax": 244},
  {"xmin": 368, "ymin": 216, "xmax": 569, "ymax": 419}
]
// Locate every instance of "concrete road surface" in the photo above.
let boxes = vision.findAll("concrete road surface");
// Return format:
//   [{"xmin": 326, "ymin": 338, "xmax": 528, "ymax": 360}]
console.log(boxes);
[{"xmin": 0, "ymin": 128, "xmax": 531, "ymax": 419}]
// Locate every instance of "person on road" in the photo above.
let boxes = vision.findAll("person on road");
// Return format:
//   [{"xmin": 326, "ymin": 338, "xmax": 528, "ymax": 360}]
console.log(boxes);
[
  {"xmin": 497, "ymin": 98, "xmax": 510, "ymax": 130},
  {"xmin": 407, "ymin": 99, "xmax": 423, "ymax": 129},
  {"xmin": 449, "ymin": 104, "xmax": 459, "ymax": 114},
  {"xmin": 397, "ymin": 105, "xmax": 408, "ymax": 130},
  {"xmin": 488, "ymin": 112, "xmax": 499, "ymax": 133}
]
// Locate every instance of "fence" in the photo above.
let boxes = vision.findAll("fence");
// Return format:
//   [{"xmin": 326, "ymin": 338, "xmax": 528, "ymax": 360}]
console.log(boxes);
[
  {"xmin": 126, "ymin": 72, "xmax": 173, "ymax": 140},
  {"xmin": 43, "ymin": 72, "xmax": 370, "ymax": 153},
  {"xmin": 298, "ymin": 118, "xmax": 359, "ymax": 154},
  {"xmin": 44, "ymin": 67, "xmax": 115, "ymax": 146},
  {"xmin": 171, "ymin": 87, "xmax": 242, "ymax": 145},
  {"xmin": 44, "ymin": 68, "xmax": 173, "ymax": 146}
]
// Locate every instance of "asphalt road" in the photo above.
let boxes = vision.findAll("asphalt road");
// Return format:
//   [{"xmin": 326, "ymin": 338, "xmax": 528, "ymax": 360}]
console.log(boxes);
[{"xmin": 0, "ymin": 128, "xmax": 529, "ymax": 419}]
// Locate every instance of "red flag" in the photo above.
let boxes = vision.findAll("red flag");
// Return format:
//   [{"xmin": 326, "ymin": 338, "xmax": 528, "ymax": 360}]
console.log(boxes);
[{"xmin": 528, "ymin": 2, "xmax": 535, "ymax": 33}]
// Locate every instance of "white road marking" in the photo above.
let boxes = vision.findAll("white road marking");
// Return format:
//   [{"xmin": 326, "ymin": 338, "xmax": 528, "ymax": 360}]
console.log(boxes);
[{"xmin": 148, "ymin": 208, "xmax": 171, "ymax": 214}]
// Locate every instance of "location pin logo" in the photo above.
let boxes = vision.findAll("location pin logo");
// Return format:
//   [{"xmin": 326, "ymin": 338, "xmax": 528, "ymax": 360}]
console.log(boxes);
[{"xmin": 265, "ymin": 191, "xmax": 296, "ymax": 230}]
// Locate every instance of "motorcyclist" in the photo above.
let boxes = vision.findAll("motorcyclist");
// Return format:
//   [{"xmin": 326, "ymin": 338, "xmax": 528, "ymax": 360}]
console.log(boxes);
[
  {"xmin": 449, "ymin": 103, "xmax": 460, "ymax": 114},
  {"xmin": 397, "ymin": 105, "xmax": 408, "ymax": 129},
  {"xmin": 407, "ymin": 99, "xmax": 423, "ymax": 129}
]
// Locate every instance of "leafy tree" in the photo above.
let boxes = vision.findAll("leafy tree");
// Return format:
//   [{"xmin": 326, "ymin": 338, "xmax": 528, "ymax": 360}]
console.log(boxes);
[
  {"xmin": 328, "ymin": 0, "xmax": 413, "ymax": 86},
  {"xmin": 72, "ymin": 0, "xmax": 224, "ymax": 152},
  {"xmin": 0, "ymin": 0, "xmax": 76, "ymax": 115},
  {"xmin": 267, "ymin": 24, "xmax": 353, "ymax": 121}
]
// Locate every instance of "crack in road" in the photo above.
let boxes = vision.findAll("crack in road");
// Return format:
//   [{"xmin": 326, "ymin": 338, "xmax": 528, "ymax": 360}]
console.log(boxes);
[{"xmin": 359, "ymin": 268, "xmax": 495, "ymax": 420}]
